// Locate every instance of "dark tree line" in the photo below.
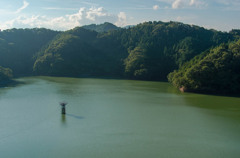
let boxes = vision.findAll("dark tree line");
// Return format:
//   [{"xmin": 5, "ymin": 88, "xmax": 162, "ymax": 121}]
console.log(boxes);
[
  {"xmin": 0, "ymin": 21, "xmax": 240, "ymax": 94},
  {"xmin": 0, "ymin": 66, "xmax": 12, "ymax": 85},
  {"xmin": 168, "ymin": 40, "xmax": 240, "ymax": 94},
  {"xmin": 0, "ymin": 28, "xmax": 60, "ymax": 76},
  {"xmin": 33, "ymin": 21, "xmax": 237, "ymax": 81}
]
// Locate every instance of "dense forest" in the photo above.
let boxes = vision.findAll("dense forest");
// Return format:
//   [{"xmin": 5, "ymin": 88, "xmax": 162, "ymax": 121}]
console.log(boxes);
[
  {"xmin": 0, "ymin": 28, "xmax": 59, "ymax": 76},
  {"xmin": 0, "ymin": 21, "xmax": 240, "ymax": 94},
  {"xmin": 34, "ymin": 21, "xmax": 236, "ymax": 80},
  {"xmin": 168, "ymin": 39, "xmax": 240, "ymax": 94},
  {"xmin": 0, "ymin": 66, "xmax": 12, "ymax": 86}
]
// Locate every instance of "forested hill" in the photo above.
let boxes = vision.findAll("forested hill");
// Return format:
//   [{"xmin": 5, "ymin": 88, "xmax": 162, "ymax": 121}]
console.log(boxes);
[
  {"xmin": 33, "ymin": 21, "xmax": 237, "ymax": 80},
  {"xmin": 33, "ymin": 27, "xmax": 127, "ymax": 77},
  {"xmin": 0, "ymin": 21, "xmax": 240, "ymax": 94},
  {"xmin": 0, "ymin": 28, "xmax": 60, "ymax": 76},
  {"xmin": 0, "ymin": 66, "xmax": 12, "ymax": 86},
  {"xmin": 168, "ymin": 39, "xmax": 240, "ymax": 94},
  {"xmin": 82, "ymin": 22, "xmax": 120, "ymax": 32}
]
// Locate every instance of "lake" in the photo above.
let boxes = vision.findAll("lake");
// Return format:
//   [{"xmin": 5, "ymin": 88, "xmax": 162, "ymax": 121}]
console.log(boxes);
[{"xmin": 0, "ymin": 76, "xmax": 240, "ymax": 158}]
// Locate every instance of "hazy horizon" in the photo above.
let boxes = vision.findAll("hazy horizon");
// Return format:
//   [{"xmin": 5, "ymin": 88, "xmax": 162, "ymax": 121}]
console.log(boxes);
[{"xmin": 0, "ymin": 0, "xmax": 240, "ymax": 32}]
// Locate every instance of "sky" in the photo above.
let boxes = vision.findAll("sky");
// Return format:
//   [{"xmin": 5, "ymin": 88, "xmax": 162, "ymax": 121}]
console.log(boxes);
[{"xmin": 0, "ymin": 0, "xmax": 240, "ymax": 31}]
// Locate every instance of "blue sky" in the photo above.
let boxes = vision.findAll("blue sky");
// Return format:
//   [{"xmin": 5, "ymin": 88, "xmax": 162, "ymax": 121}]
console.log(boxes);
[{"xmin": 0, "ymin": 0, "xmax": 240, "ymax": 31}]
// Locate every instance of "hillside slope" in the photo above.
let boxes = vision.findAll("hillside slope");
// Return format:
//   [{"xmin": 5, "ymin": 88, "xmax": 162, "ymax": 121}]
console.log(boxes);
[
  {"xmin": 0, "ymin": 28, "xmax": 60, "ymax": 76},
  {"xmin": 34, "ymin": 21, "xmax": 237, "ymax": 80},
  {"xmin": 0, "ymin": 66, "xmax": 13, "ymax": 85},
  {"xmin": 82, "ymin": 22, "xmax": 120, "ymax": 33},
  {"xmin": 168, "ymin": 40, "xmax": 240, "ymax": 94}
]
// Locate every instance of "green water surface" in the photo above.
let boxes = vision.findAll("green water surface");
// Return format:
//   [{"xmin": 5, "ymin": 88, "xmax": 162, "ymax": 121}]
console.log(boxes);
[{"xmin": 0, "ymin": 77, "xmax": 240, "ymax": 158}]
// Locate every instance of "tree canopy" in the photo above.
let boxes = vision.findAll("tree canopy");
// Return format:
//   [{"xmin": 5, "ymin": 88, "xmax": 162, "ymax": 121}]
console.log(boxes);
[
  {"xmin": 0, "ymin": 28, "xmax": 59, "ymax": 76},
  {"xmin": 33, "ymin": 21, "xmax": 237, "ymax": 81},
  {"xmin": 168, "ymin": 40, "xmax": 240, "ymax": 94},
  {"xmin": 0, "ymin": 66, "xmax": 13, "ymax": 84},
  {"xmin": 0, "ymin": 21, "xmax": 240, "ymax": 94}
]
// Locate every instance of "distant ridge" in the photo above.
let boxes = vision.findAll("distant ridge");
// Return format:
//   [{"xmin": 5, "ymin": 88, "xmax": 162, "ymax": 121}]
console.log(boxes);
[
  {"xmin": 82, "ymin": 22, "xmax": 120, "ymax": 33},
  {"xmin": 1, "ymin": 21, "xmax": 240, "ymax": 94}
]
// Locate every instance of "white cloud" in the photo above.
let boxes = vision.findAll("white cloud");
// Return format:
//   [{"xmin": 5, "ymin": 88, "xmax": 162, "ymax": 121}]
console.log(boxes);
[
  {"xmin": 172, "ymin": 0, "xmax": 207, "ymax": 9},
  {"xmin": 172, "ymin": 0, "xmax": 185, "ymax": 9},
  {"xmin": 153, "ymin": 5, "xmax": 160, "ymax": 10},
  {"xmin": 189, "ymin": 0, "xmax": 207, "ymax": 8},
  {"xmin": 15, "ymin": 0, "xmax": 29, "ymax": 13},
  {"xmin": 115, "ymin": 12, "xmax": 127, "ymax": 27},
  {"xmin": 190, "ymin": 0, "xmax": 195, "ymax": 5},
  {"xmin": 0, "ymin": 7, "xmax": 128, "ymax": 30},
  {"xmin": 86, "ymin": 7, "xmax": 108, "ymax": 21}
]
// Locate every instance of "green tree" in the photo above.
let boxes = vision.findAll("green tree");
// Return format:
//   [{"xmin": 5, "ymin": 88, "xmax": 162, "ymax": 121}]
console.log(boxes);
[
  {"xmin": 168, "ymin": 40, "xmax": 240, "ymax": 94},
  {"xmin": 0, "ymin": 66, "xmax": 13, "ymax": 83}
]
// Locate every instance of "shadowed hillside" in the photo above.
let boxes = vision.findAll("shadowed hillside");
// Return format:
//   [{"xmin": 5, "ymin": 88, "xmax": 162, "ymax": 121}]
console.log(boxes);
[{"xmin": 1, "ymin": 21, "xmax": 240, "ymax": 94}]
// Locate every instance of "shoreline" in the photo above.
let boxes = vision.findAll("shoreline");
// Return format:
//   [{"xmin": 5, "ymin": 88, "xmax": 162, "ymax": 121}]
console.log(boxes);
[
  {"xmin": 1, "ymin": 76, "xmax": 239, "ymax": 98},
  {"xmin": 179, "ymin": 86, "xmax": 240, "ymax": 98},
  {"xmin": 0, "ymin": 79, "xmax": 21, "ymax": 88}
]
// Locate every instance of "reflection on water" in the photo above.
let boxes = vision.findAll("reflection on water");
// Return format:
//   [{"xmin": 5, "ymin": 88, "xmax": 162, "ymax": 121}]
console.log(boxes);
[
  {"xmin": 66, "ymin": 113, "xmax": 84, "ymax": 120},
  {"xmin": 61, "ymin": 114, "xmax": 66, "ymax": 124},
  {"xmin": 1, "ymin": 76, "xmax": 240, "ymax": 158},
  {"xmin": 61, "ymin": 113, "xmax": 84, "ymax": 125}
]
